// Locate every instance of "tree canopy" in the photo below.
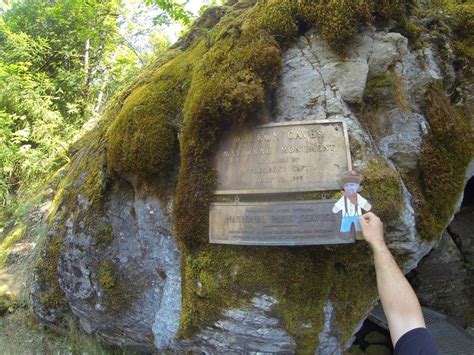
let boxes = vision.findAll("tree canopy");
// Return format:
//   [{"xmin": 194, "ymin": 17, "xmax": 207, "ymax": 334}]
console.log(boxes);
[{"xmin": 0, "ymin": 0, "xmax": 200, "ymax": 216}]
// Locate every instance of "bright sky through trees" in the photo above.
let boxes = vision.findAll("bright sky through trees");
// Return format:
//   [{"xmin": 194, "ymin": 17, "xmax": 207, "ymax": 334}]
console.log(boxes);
[{"xmin": 164, "ymin": 0, "xmax": 212, "ymax": 42}]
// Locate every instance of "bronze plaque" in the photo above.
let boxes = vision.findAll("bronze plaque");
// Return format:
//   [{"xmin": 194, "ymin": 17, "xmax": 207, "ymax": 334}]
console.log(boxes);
[
  {"xmin": 214, "ymin": 120, "xmax": 352, "ymax": 195},
  {"xmin": 209, "ymin": 200, "xmax": 351, "ymax": 245}
]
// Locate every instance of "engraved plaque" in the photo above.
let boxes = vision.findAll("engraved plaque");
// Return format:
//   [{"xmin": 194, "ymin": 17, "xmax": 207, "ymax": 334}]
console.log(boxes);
[
  {"xmin": 209, "ymin": 200, "xmax": 351, "ymax": 245},
  {"xmin": 214, "ymin": 120, "xmax": 352, "ymax": 195}
]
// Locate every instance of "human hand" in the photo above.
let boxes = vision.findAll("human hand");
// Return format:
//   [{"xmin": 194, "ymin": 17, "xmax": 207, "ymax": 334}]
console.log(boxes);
[{"xmin": 360, "ymin": 212, "xmax": 386, "ymax": 251}]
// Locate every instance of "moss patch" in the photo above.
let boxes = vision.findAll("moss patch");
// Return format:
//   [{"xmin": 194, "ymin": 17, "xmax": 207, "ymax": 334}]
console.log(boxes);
[
  {"xmin": 97, "ymin": 259, "xmax": 136, "ymax": 314},
  {"xmin": 0, "ymin": 292, "xmax": 16, "ymax": 315},
  {"xmin": 35, "ymin": 235, "xmax": 67, "ymax": 309},
  {"xmin": 410, "ymin": 83, "xmax": 473, "ymax": 241},
  {"xmin": 173, "ymin": 31, "xmax": 282, "ymax": 250},
  {"xmin": 98, "ymin": 260, "xmax": 117, "ymax": 290},
  {"xmin": 244, "ymin": 0, "xmax": 407, "ymax": 55},
  {"xmin": 93, "ymin": 224, "xmax": 114, "ymax": 249},
  {"xmin": 180, "ymin": 243, "xmax": 376, "ymax": 353},
  {"xmin": 443, "ymin": 0, "xmax": 474, "ymax": 59},
  {"xmin": 97, "ymin": 259, "xmax": 138, "ymax": 314},
  {"xmin": 359, "ymin": 158, "xmax": 404, "ymax": 223},
  {"xmin": 0, "ymin": 224, "xmax": 25, "ymax": 268},
  {"xmin": 364, "ymin": 70, "xmax": 410, "ymax": 113},
  {"xmin": 107, "ymin": 44, "xmax": 207, "ymax": 190}
]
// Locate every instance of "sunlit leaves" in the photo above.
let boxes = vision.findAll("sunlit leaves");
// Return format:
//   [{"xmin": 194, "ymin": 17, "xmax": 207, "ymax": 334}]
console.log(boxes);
[
  {"xmin": 144, "ymin": 0, "xmax": 193, "ymax": 25},
  {"xmin": 0, "ymin": 0, "xmax": 180, "ymax": 213}
]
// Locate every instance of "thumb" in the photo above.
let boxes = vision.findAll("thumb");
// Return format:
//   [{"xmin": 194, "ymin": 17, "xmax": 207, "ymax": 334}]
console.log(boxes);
[{"xmin": 360, "ymin": 213, "xmax": 371, "ymax": 227}]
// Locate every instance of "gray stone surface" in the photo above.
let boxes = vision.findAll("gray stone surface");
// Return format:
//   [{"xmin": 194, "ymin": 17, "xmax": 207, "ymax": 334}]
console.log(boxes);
[
  {"xmin": 178, "ymin": 295, "xmax": 296, "ymax": 353},
  {"xmin": 378, "ymin": 109, "xmax": 428, "ymax": 174},
  {"xmin": 409, "ymin": 231, "xmax": 474, "ymax": 328},
  {"xmin": 56, "ymin": 180, "xmax": 181, "ymax": 351},
  {"xmin": 317, "ymin": 300, "xmax": 343, "ymax": 355},
  {"xmin": 272, "ymin": 27, "xmax": 435, "ymax": 272},
  {"xmin": 449, "ymin": 208, "xmax": 474, "ymax": 269},
  {"xmin": 274, "ymin": 29, "xmax": 410, "ymax": 123}
]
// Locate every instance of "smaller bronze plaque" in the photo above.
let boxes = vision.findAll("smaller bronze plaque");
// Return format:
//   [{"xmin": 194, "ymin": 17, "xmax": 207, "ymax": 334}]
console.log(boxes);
[{"xmin": 210, "ymin": 200, "xmax": 352, "ymax": 246}]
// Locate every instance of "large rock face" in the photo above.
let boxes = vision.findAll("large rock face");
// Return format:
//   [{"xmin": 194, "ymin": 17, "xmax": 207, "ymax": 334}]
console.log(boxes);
[{"xmin": 31, "ymin": 1, "xmax": 473, "ymax": 353}]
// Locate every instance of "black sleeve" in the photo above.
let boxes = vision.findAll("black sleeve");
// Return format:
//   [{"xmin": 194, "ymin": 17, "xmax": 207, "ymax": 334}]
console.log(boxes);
[{"xmin": 394, "ymin": 327, "xmax": 438, "ymax": 355}]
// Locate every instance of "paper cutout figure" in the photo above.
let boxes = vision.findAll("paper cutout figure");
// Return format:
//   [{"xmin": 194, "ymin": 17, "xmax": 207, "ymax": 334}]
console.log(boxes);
[{"xmin": 332, "ymin": 171, "xmax": 372, "ymax": 240}]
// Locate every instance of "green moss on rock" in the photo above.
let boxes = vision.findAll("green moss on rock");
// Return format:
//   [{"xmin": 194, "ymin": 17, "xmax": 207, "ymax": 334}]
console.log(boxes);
[
  {"xmin": 318, "ymin": 0, "xmax": 360, "ymax": 54},
  {"xmin": 36, "ymin": 236, "xmax": 67, "ymax": 309},
  {"xmin": 360, "ymin": 158, "xmax": 404, "ymax": 222},
  {"xmin": 98, "ymin": 259, "xmax": 135, "ymax": 313},
  {"xmin": 413, "ymin": 83, "xmax": 473, "ymax": 241},
  {"xmin": 0, "ymin": 292, "xmax": 16, "ymax": 315},
  {"xmin": 107, "ymin": 44, "xmax": 206, "ymax": 189},
  {"xmin": 180, "ymin": 243, "xmax": 376, "ymax": 353},
  {"xmin": 245, "ymin": 0, "xmax": 299, "ymax": 40},
  {"xmin": 173, "ymin": 30, "xmax": 282, "ymax": 250},
  {"xmin": 330, "ymin": 243, "xmax": 377, "ymax": 342},
  {"xmin": 0, "ymin": 224, "xmax": 25, "ymax": 268},
  {"xmin": 94, "ymin": 224, "xmax": 114, "ymax": 249},
  {"xmin": 364, "ymin": 331, "xmax": 388, "ymax": 344},
  {"xmin": 363, "ymin": 70, "xmax": 410, "ymax": 113},
  {"xmin": 365, "ymin": 344, "xmax": 391, "ymax": 355},
  {"xmin": 99, "ymin": 260, "xmax": 117, "ymax": 290},
  {"xmin": 439, "ymin": 1, "xmax": 474, "ymax": 66}
]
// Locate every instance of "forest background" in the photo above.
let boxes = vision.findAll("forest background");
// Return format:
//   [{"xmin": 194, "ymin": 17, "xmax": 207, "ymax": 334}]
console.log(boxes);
[{"xmin": 0, "ymin": 0, "xmax": 218, "ymax": 226}]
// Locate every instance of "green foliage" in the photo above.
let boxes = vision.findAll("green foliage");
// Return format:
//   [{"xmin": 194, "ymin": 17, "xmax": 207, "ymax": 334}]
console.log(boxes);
[
  {"xmin": 0, "ymin": 0, "xmax": 119, "ymax": 211},
  {"xmin": 0, "ymin": 0, "xmax": 174, "ymax": 215},
  {"xmin": 145, "ymin": 0, "xmax": 193, "ymax": 26},
  {"xmin": 0, "ymin": 56, "xmax": 74, "ymax": 209},
  {"xmin": 0, "ymin": 309, "xmax": 120, "ymax": 354},
  {"xmin": 2, "ymin": 0, "xmax": 122, "ymax": 120}
]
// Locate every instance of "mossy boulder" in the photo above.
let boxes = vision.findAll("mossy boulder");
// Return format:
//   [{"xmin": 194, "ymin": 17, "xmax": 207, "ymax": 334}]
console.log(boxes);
[{"xmin": 31, "ymin": 1, "xmax": 473, "ymax": 353}]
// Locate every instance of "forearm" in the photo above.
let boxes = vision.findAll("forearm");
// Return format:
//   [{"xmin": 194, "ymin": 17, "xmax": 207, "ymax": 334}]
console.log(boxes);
[{"xmin": 372, "ymin": 244, "xmax": 425, "ymax": 345}]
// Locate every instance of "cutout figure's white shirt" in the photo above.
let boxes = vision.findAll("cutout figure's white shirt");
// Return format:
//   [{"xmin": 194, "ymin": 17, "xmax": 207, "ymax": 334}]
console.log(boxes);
[{"xmin": 333, "ymin": 194, "xmax": 368, "ymax": 217}]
